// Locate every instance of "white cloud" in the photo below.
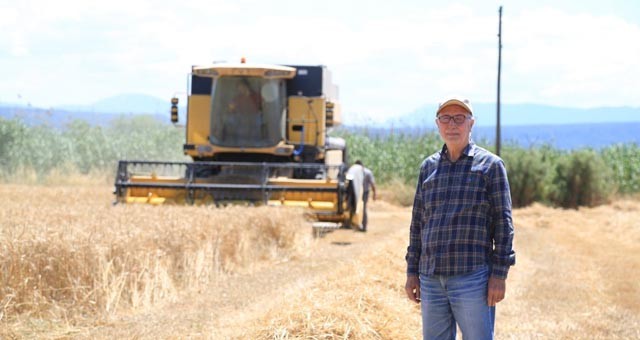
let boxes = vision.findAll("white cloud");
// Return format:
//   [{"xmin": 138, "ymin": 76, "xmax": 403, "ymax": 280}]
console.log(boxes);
[
  {"xmin": 507, "ymin": 7, "xmax": 640, "ymax": 107},
  {"xmin": 1, "ymin": 1, "xmax": 639, "ymax": 116}
]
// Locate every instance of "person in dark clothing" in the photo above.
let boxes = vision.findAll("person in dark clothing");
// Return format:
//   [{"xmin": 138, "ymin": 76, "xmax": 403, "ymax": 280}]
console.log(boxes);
[{"xmin": 355, "ymin": 160, "xmax": 376, "ymax": 232}]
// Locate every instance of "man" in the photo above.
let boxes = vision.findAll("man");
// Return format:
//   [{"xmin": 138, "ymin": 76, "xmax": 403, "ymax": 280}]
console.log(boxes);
[
  {"xmin": 355, "ymin": 160, "xmax": 376, "ymax": 231},
  {"xmin": 228, "ymin": 80, "xmax": 261, "ymax": 115},
  {"xmin": 404, "ymin": 96, "xmax": 515, "ymax": 339},
  {"xmin": 226, "ymin": 79, "xmax": 262, "ymax": 141}
]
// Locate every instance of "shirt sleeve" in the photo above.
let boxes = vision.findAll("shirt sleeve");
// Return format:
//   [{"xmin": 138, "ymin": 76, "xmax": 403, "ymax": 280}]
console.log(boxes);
[
  {"xmin": 406, "ymin": 164, "xmax": 425, "ymax": 276},
  {"xmin": 364, "ymin": 169, "xmax": 375, "ymax": 186},
  {"xmin": 488, "ymin": 160, "xmax": 516, "ymax": 279}
]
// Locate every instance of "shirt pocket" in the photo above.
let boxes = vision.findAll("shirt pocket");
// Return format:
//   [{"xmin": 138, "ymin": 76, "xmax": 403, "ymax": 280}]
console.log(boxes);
[
  {"xmin": 451, "ymin": 171, "xmax": 487, "ymax": 202},
  {"xmin": 421, "ymin": 172, "xmax": 445, "ymax": 212},
  {"xmin": 450, "ymin": 172, "xmax": 491, "ymax": 241}
]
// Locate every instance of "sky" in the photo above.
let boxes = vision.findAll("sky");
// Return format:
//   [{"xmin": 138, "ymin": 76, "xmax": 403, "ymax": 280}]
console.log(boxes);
[{"xmin": 1, "ymin": 0, "xmax": 639, "ymax": 124}]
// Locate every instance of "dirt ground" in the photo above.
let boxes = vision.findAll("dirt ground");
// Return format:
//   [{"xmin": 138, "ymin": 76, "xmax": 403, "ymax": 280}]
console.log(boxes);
[{"xmin": 2, "ymin": 188, "xmax": 639, "ymax": 339}]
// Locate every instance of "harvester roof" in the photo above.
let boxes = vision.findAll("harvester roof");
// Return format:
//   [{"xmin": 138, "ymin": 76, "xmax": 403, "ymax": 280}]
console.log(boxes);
[{"xmin": 192, "ymin": 63, "xmax": 296, "ymax": 79}]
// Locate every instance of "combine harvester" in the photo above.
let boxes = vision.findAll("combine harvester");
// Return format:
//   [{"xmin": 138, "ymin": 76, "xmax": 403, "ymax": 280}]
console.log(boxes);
[{"xmin": 114, "ymin": 59, "xmax": 364, "ymax": 229}]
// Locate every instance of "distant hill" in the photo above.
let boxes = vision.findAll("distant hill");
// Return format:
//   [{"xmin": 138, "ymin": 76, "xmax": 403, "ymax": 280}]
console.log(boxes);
[
  {"xmin": 0, "ymin": 93, "xmax": 184, "ymax": 127},
  {"xmin": 386, "ymin": 103, "xmax": 640, "ymax": 127},
  {"xmin": 6, "ymin": 94, "xmax": 639, "ymax": 127},
  {"xmin": 58, "ymin": 93, "xmax": 170, "ymax": 114},
  {"xmin": 0, "ymin": 105, "xmax": 169, "ymax": 128},
  {"xmin": 345, "ymin": 121, "xmax": 640, "ymax": 150},
  {"xmin": 473, "ymin": 122, "xmax": 640, "ymax": 149}
]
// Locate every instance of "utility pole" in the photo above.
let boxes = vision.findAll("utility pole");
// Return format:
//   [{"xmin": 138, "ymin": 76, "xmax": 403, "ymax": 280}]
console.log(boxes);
[{"xmin": 496, "ymin": 6, "xmax": 503, "ymax": 156}]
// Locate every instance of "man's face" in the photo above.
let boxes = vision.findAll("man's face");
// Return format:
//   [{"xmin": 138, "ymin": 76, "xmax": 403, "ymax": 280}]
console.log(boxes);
[{"xmin": 435, "ymin": 105, "xmax": 474, "ymax": 149}]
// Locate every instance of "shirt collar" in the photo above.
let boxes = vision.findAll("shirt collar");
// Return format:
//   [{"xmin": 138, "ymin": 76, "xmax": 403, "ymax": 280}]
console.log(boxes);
[{"xmin": 440, "ymin": 142, "xmax": 476, "ymax": 160}]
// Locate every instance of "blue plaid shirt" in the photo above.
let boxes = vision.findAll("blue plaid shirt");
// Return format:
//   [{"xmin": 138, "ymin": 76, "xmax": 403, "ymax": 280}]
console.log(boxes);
[{"xmin": 406, "ymin": 143, "xmax": 515, "ymax": 279}]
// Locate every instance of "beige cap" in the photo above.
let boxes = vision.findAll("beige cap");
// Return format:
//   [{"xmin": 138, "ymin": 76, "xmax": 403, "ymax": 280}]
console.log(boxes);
[{"xmin": 436, "ymin": 96, "xmax": 473, "ymax": 115}]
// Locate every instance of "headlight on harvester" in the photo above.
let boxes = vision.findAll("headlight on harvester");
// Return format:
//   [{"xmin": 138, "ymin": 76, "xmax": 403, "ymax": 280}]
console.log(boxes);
[
  {"xmin": 170, "ymin": 97, "xmax": 179, "ymax": 123},
  {"xmin": 326, "ymin": 101, "xmax": 335, "ymax": 127}
]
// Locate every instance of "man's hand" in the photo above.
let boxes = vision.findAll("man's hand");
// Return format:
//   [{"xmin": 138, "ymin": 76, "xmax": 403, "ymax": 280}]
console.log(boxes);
[
  {"xmin": 405, "ymin": 275, "xmax": 420, "ymax": 303},
  {"xmin": 487, "ymin": 276, "xmax": 506, "ymax": 306}
]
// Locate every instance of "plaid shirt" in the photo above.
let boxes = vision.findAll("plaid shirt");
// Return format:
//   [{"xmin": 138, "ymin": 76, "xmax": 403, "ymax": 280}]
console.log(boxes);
[{"xmin": 406, "ymin": 143, "xmax": 515, "ymax": 279}]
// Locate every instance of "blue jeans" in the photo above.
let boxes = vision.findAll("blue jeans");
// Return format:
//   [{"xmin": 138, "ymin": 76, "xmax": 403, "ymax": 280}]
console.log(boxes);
[{"xmin": 419, "ymin": 265, "xmax": 495, "ymax": 340}]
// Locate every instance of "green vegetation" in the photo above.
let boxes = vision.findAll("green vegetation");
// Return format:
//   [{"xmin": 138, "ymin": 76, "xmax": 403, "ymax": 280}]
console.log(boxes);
[
  {"xmin": 1, "ymin": 116, "xmax": 638, "ymax": 208},
  {"xmin": 0, "ymin": 116, "xmax": 187, "ymax": 180},
  {"xmin": 601, "ymin": 143, "xmax": 640, "ymax": 194},
  {"xmin": 500, "ymin": 146, "xmax": 554, "ymax": 207},
  {"xmin": 336, "ymin": 127, "xmax": 441, "ymax": 184},
  {"xmin": 547, "ymin": 149, "xmax": 614, "ymax": 208},
  {"xmin": 337, "ymin": 128, "xmax": 639, "ymax": 209}
]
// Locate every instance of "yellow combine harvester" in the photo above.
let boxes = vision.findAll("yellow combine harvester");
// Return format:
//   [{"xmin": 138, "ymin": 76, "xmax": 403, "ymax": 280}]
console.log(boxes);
[{"xmin": 114, "ymin": 60, "xmax": 363, "ymax": 228}]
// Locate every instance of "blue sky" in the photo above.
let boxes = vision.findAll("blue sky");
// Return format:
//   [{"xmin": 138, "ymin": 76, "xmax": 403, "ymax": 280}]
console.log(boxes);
[{"xmin": 1, "ymin": 0, "xmax": 639, "ymax": 123}]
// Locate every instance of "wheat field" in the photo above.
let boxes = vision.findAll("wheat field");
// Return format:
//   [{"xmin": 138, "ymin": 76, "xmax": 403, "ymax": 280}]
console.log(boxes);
[
  {"xmin": 1, "ymin": 184, "xmax": 639, "ymax": 339},
  {"xmin": 0, "ymin": 184, "xmax": 312, "ymax": 338}
]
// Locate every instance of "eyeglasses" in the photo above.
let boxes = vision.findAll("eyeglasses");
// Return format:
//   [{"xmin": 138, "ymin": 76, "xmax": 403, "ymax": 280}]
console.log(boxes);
[{"xmin": 437, "ymin": 114, "xmax": 470, "ymax": 125}]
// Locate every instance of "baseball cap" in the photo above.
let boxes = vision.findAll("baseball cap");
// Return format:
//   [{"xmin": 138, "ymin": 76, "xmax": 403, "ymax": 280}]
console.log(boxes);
[{"xmin": 436, "ymin": 96, "xmax": 473, "ymax": 116}]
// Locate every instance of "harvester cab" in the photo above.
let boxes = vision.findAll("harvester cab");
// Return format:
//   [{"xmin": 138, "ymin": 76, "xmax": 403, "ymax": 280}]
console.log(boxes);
[{"xmin": 114, "ymin": 60, "xmax": 364, "ymax": 228}]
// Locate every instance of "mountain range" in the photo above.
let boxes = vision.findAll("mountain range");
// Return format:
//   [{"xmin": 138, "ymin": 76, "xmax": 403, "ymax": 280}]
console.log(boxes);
[
  {"xmin": 3, "ymin": 93, "xmax": 639, "ymax": 126},
  {"xmin": 0, "ymin": 94, "xmax": 177, "ymax": 127},
  {"xmin": 383, "ymin": 103, "xmax": 640, "ymax": 127},
  {"xmin": 1, "ymin": 93, "xmax": 639, "ymax": 149},
  {"xmin": 56, "ymin": 93, "xmax": 170, "ymax": 114}
]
